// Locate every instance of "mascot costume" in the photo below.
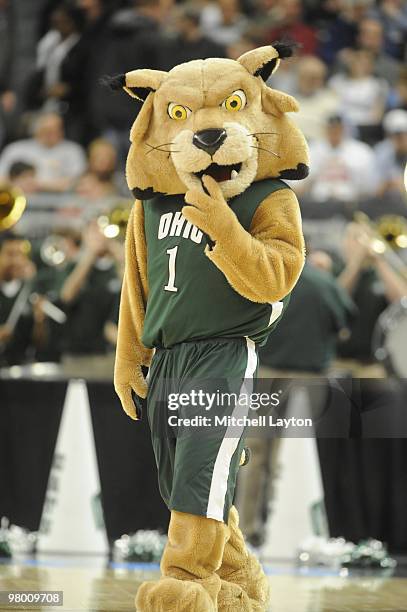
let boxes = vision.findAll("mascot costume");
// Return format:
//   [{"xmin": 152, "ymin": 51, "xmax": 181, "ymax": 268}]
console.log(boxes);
[{"xmin": 108, "ymin": 42, "xmax": 309, "ymax": 612}]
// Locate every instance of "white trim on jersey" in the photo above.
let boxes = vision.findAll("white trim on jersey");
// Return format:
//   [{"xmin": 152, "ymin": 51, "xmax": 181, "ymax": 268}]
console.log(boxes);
[{"xmin": 206, "ymin": 337, "xmax": 258, "ymax": 522}]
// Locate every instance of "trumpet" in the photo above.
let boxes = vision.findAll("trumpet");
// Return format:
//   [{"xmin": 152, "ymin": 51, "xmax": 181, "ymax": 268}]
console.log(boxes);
[{"xmin": 0, "ymin": 184, "xmax": 26, "ymax": 232}]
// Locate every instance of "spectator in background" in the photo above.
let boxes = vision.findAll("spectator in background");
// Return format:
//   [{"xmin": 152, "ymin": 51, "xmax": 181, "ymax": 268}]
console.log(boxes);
[
  {"xmin": 336, "ymin": 221, "xmax": 407, "ymax": 375},
  {"xmin": 259, "ymin": 254, "xmax": 355, "ymax": 374},
  {"xmin": 329, "ymin": 49, "xmax": 387, "ymax": 143},
  {"xmin": 374, "ymin": 109, "xmax": 407, "ymax": 198},
  {"xmin": 25, "ymin": 1, "xmax": 84, "ymax": 141},
  {"xmin": 33, "ymin": 227, "xmax": 82, "ymax": 363},
  {"xmin": 371, "ymin": 0, "xmax": 407, "ymax": 61},
  {"xmin": 0, "ymin": 112, "xmax": 86, "ymax": 192},
  {"xmin": 8, "ymin": 162, "xmax": 38, "ymax": 194},
  {"xmin": 265, "ymin": 0, "xmax": 317, "ymax": 55},
  {"xmin": 88, "ymin": 137, "xmax": 117, "ymax": 176},
  {"xmin": 0, "ymin": 0, "xmax": 18, "ymax": 148},
  {"xmin": 71, "ymin": 0, "xmax": 165, "ymax": 157},
  {"xmin": 291, "ymin": 55, "xmax": 339, "ymax": 142},
  {"xmin": 75, "ymin": 171, "xmax": 117, "ymax": 201},
  {"xmin": 296, "ymin": 115, "xmax": 376, "ymax": 209},
  {"xmin": 336, "ymin": 18, "xmax": 401, "ymax": 85},
  {"xmin": 226, "ymin": 32, "xmax": 258, "ymax": 61},
  {"xmin": 200, "ymin": 0, "xmax": 248, "ymax": 47},
  {"xmin": 236, "ymin": 252, "xmax": 355, "ymax": 547},
  {"xmin": 387, "ymin": 67, "xmax": 407, "ymax": 112},
  {"xmin": 58, "ymin": 219, "xmax": 122, "ymax": 380},
  {"xmin": 162, "ymin": 5, "xmax": 226, "ymax": 70},
  {"xmin": 0, "ymin": 233, "xmax": 44, "ymax": 366},
  {"xmin": 75, "ymin": 138, "xmax": 127, "ymax": 199},
  {"xmin": 312, "ymin": 0, "xmax": 359, "ymax": 66}
]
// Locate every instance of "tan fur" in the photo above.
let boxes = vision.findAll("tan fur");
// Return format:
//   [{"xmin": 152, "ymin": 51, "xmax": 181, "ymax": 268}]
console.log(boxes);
[
  {"xmin": 114, "ymin": 203, "xmax": 152, "ymax": 418},
  {"xmin": 124, "ymin": 50, "xmax": 309, "ymax": 198},
  {"xmin": 237, "ymin": 45, "xmax": 279, "ymax": 76},
  {"xmin": 184, "ymin": 176, "xmax": 305, "ymax": 303},
  {"xmin": 218, "ymin": 507, "xmax": 270, "ymax": 611},
  {"xmin": 136, "ymin": 511, "xmax": 228, "ymax": 612}
]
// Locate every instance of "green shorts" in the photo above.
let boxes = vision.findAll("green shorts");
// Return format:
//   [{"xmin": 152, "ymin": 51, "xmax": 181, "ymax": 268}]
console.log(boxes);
[{"xmin": 146, "ymin": 337, "xmax": 258, "ymax": 523}]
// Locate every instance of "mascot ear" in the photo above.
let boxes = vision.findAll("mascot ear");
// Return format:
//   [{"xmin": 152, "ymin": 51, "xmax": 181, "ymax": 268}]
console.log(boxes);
[
  {"xmin": 237, "ymin": 41, "xmax": 296, "ymax": 81},
  {"xmin": 262, "ymin": 88, "xmax": 299, "ymax": 116},
  {"xmin": 103, "ymin": 69, "xmax": 167, "ymax": 101}
]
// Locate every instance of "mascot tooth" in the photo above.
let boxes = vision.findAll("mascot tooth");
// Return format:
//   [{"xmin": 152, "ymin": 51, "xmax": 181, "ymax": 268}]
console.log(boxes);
[{"xmin": 107, "ymin": 42, "xmax": 309, "ymax": 612}]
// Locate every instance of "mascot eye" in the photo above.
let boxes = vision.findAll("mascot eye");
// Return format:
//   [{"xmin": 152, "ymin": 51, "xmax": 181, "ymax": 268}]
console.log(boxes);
[
  {"xmin": 168, "ymin": 103, "xmax": 191, "ymax": 121},
  {"xmin": 222, "ymin": 90, "xmax": 246, "ymax": 112}
]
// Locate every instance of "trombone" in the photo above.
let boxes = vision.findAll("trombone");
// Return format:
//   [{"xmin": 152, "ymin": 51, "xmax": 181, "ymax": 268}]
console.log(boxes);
[
  {"xmin": 97, "ymin": 200, "xmax": 132, "ymax": 240},
  {"xmin": 353, "ymin": 212, "xmax": 407, "ymax": 280},
  {"xmin": 0, "ymin": 185, "xmax": 66, "ymax": 330}
]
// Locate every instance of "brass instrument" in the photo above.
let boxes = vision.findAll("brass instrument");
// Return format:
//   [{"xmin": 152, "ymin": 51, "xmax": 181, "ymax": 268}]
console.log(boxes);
[
  {"xmin": 40, "ymin": 234, "xmax": 68, "ymax": 267},
  {"xmin": 354, "ymin": 212, "xmax": 407, "ymax": 278},
  {"xmin": 0, "ymin": 186, "xmax": 67, "ymax": 328},
  {"xmin": 97, "ymin": 200, "xmax": 132, "ymax": 240},
  {"xmin": 375, "ymin": 215, "xmax": 407, "ymax": 250},
  {"xmin": 0, "ymin": 184, "xmax": 26, "ymax": 232}
]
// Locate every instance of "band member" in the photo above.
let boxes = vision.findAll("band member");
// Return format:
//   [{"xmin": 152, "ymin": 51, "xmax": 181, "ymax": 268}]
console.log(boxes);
[{"xmin": 0, "ymin": 232, "xmax": 43, "ymax": 366}]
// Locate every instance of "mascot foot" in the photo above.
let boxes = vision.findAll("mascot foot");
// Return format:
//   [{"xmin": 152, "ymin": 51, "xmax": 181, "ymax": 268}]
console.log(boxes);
[
  {"xmin": 218, "ymin": 507, "xmax": 270, "ymax": 611},
  {"xmin": 135, "ymin": 575, "xmax": 218, "ymax": 612}
]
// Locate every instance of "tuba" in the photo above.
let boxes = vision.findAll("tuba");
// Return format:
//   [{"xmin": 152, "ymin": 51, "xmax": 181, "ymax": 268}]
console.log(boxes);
[{"xmin": 0, "ymin": 184, "xmax": 26, "ymax": 232}]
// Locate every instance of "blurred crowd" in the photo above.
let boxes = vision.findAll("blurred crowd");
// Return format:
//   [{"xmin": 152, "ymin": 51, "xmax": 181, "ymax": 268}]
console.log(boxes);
[{"xmin": 0, "ymin": 0, "xmax": 406, "ymax": 378}]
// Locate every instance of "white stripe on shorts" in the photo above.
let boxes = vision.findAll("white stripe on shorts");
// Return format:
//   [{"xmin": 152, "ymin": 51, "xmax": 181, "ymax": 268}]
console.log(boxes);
[
  {"xmin": 268, "ymin": 300, "xmax": 284, "ymax": 327},
  {"xmin": 206, "ymin": 337, "xmax": 258, "ymax": 522}
]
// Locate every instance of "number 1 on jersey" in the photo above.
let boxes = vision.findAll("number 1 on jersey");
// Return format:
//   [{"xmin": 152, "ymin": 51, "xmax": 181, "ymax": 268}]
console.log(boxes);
[{"xmin": 164, "ymin": 246, "xmax": 178, "ymax": 292}]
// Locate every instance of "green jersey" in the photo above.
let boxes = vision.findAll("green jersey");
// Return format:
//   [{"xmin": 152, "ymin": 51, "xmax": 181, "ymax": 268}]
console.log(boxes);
[{"xmin": 142, "ymin": 179, "xmax": 291, "ymax": 349}]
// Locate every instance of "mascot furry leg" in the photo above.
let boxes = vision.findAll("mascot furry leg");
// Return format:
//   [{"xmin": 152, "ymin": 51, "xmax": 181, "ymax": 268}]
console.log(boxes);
[
  {"xmin": 136, "ymin": 512, "xmax": 227, "ymax": 611},
  {"xmin": 136, "ymin": 506, "xmax": 270, "ymax": 612},
  {"xmin": 110, "ymin": 41, "xmax": 309, "ymax": 612},
  {"xmin": 218, "ymin": 507, "xmax": 270, "ymax": 611}
]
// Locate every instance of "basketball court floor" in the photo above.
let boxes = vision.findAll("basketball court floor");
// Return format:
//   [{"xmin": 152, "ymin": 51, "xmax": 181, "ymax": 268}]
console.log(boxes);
[{"xmin": 1, "ymin": 555, "xmax": 407, "ymax": 611}]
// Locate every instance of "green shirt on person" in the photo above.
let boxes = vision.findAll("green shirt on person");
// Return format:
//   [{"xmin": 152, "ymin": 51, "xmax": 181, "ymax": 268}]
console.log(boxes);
[{"xmin": 260, "ymin": 263, "xmax": 355, "ymax": 372}]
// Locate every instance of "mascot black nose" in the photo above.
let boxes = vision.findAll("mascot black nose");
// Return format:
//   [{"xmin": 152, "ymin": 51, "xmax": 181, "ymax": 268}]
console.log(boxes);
[{"xmin": 193, "ymin": 129, "xmax": 227, "ymax": 156}]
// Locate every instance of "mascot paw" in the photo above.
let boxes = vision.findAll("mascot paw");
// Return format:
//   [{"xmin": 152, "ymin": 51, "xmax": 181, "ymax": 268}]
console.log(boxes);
[{"xmin": 135, "ymin": 577, "xmax": 217, "ymax": 612}]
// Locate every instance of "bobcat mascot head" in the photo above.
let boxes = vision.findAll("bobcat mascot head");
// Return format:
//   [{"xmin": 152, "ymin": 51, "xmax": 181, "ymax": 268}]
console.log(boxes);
[{"xmin": 107, "ymin": 42, "xmax": 309, "ymax": 200}]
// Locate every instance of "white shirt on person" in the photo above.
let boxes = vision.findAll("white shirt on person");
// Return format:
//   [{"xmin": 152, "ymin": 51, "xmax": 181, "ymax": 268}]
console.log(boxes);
[
  {"xmin": 0, "ymin": 138, "xmax": 86, "ymax": 182},
  {"xmin": 328, "ymin": 74, "xmax": 387, "ymax": 126},
  {"xmin": 305, "ymin": 137, "xmax": 377, "ymax": 202},
  {"xmin": 374, "ymin": 139, "xmax": 405, "ymax": 184},
  {"xmin": 290, "ymin": 88, "xmax": 340, "ymax": 142}
]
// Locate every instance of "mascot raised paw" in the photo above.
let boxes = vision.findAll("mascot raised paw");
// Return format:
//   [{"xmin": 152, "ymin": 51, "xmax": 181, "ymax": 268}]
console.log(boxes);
[{"xmin": 108, "ymin": 42, "xmax": 309, "ymax": 612}]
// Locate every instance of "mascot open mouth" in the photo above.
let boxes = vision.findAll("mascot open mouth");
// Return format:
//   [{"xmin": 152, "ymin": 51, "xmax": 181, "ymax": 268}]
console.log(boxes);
[
  {"xmin": 178, "ymin": 149, "xmax": 258, "ymax": 199},
  {"xmin": 194, "ymin": 162, "xmax": 242, "ymax": 183}
]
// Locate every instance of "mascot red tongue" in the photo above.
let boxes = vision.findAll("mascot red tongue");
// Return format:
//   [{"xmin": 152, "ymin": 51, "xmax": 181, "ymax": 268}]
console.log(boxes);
[{"xmin": 109, "ymin": 42, "xmax": 309, "ymax": 612}]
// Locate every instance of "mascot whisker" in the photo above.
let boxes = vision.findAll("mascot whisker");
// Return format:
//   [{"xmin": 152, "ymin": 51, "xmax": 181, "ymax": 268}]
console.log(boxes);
[{"xmin": 107, "ymin": 41, "xmax": 309, "ymax": 612}]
